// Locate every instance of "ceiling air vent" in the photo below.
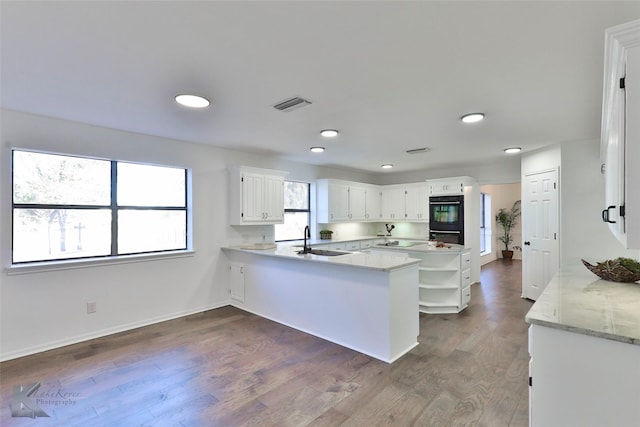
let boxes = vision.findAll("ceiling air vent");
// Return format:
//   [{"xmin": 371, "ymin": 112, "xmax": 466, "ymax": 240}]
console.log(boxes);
[
  {"xmin": 273, "ymin": 96, "xmax": 312, "ymax": 112},
  {"xmin": 406, "ymin": 147, "xmax": 431, "ymax": 154}
]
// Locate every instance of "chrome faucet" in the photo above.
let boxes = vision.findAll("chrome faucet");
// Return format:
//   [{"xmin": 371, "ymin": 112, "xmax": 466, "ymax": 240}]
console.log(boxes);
[{"xmin": 299, "ymin": 225, "xmax": 312, "ymax": 254}]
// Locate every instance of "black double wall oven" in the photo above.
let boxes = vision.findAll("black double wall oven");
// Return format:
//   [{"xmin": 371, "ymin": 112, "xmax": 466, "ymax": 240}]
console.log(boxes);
[{"xmin": 429, "ymin": 195, "xmax": 464, "ymax": 245}]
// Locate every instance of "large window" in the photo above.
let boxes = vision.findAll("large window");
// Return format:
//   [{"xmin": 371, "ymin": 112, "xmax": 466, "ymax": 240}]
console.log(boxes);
[
  {"xmin": 275, "ymin": 181, "xmax": 310, "ymax": 241},
  {"xmin": 480, "ymin": 192, "xmax": 492, "ymax": 255},
  {"xmin": 12, "ymin": 150, "xmax": 188, "ymax": 263}
]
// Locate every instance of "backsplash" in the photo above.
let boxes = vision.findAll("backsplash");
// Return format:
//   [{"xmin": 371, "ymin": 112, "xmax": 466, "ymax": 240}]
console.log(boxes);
[{"xmin": 317, "ymin": 222, "xmax": 430, "ymax": 240}]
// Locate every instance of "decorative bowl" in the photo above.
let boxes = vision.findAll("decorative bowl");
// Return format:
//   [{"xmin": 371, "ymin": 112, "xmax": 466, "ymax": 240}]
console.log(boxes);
[{"xmin": 581, "ymin": 259, "xmax": 640, "ymax": 283}]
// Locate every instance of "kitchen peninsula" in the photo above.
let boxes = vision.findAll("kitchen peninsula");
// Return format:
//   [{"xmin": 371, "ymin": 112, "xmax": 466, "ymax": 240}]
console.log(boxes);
[{"xmin": 222, "ymin": 245, "xmax": 420, "ymax": 363}]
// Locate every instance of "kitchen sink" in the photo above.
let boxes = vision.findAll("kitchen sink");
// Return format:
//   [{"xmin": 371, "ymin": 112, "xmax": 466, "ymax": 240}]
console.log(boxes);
[{"xmin": 298, "ymin": 249, "xmax": 350, "ymax": 256}]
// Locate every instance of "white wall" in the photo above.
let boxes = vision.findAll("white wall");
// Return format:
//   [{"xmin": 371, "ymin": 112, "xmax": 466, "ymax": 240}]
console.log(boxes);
[
  {"xmin": 0, "ymin": 110, "xmax": 376, "ymax": 361},
  {"xmin": 479, "ymin": 183, "xmax": 522, "ymax": 265},
  {"xmin": 560, "ymin": 139, "xmax": 638, "ymax": 265},
  {"xmin": 521, "ymin": 141, "xmax": 638, "ymax": 271}
]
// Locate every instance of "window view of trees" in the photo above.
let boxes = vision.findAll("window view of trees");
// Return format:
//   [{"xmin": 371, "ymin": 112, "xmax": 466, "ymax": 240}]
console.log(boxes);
[
  {"xmin": 275, "ymin": 181, "xmax": 310, "ymax": 241},
  {"xmin": 12, "ymin": 150, "xmax": 188, "ymax": 263}
]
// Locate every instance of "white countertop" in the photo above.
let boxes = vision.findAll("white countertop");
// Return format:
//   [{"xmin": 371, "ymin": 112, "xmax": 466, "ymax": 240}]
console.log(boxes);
[
  {"xmin": 525, "ymin": 263, "xmax": 640, "ymax": 345},
  {"xmin": 221, "ymin": 245, "xmax": 421, "ymax": 272},
  {"xmin": 370, "ymin": 242, "xmax": 467, "ymax": 254},
  {"xmin": 286, "ymin": 236, "xmax": 466, "ymax": 254}
]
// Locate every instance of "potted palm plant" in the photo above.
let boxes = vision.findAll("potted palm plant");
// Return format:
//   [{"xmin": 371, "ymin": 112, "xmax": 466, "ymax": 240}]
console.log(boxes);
[{"xmin": 495, "ymin": 200, "xmax": 521, "ymax": 259}]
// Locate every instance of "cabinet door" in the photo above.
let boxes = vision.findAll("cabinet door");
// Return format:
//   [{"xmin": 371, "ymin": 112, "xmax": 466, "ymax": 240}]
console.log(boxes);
[
  {"xmin": 430, "ymin": 181, "xmax": 463, "ymax": 196},
  {"xmin": 405, "ymin": 184, "xmax": 429, "ymax": 221},
  {"xmin": 263, "ymin": 174, "xmax": 284, "ymax": 222},
  {"xmin": 328, "ymin": 182, "xmax": 350, "ymax": 221},
  {"xmin": 380, "ymin": 187, "xmax": 405, "ymax": 220},
  {"xmin": 229, "ymin": 263, "xmax": 245, "ymax": 302},
  {"xmin": 601, "ymin": 20, "xmax": 640, "ymax": 249},
  {"xmin": 349, "ymin": 186, "xmax": 367, "ymax": 220},
  {"xmin": 242, "ymin": 172, "xmax": 265, "ymax": 222},
  {"xmin": 366, "ymin": 188, "xmax": 381, "ymax": 221}
]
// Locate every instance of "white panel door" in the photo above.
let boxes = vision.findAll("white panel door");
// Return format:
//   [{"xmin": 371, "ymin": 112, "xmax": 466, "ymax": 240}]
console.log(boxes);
[{"xmin": 522, "ymin": 169, "xmax": 559, "ymax": 300}]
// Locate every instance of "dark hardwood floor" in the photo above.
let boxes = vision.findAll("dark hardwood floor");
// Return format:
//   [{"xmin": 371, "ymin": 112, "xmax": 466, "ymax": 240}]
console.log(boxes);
[{"xmin": 1, "ymin": 260, "xmax": 531, "ymax": 427}]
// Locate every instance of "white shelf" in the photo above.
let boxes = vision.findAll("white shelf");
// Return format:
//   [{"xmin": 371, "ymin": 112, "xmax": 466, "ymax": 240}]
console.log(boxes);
[
  {"xmin": 421, "ymin": 301, "xmax": 456, "ymax": 307},
  {"xmin": 412, "ymin": 248, "xmax": 471, "ymax": 314},
  {"xmin": 418, "ymin": 267, "xmax": 459, "ymax": 272},
  {"xmin": 419, "ymin": 284, "xmax": 459, "ymax": 290}
]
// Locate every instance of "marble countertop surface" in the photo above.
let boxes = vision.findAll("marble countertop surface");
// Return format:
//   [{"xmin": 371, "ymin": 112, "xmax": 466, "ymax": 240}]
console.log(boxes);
[
  {"xmin": 369, "ymin": 242, "xmax": 467, "ymax": 254},
  {"xmin": 525, "ymin": 263, "xmax": 640, "ymax": 345},
  {"xmin": 285, "ymin": 236, "xmax": 466, "ymax": 254},
  {"xmin": 221, "ymin": 245, "xmax": 421, "ymax": 272}
]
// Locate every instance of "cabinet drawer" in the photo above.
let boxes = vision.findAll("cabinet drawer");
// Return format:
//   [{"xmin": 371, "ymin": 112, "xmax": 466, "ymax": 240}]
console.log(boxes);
[
  {"xmin": 346, "ymin": 241, "xmax": 361, "ymax": 251},
  {"xmin": 360, "ymin": 240, "xmax": 373, "ymax": 249},
  {"xmin": 461, "ymin": 286, "xmax": 471, "ymax": 306},
  {"xmin": 461, "ymin": 252, "xmax": 471, "ymax": 269},
  {"xmin": 461, "ymin": 268, "xmax": 472, "ymax": 286}
]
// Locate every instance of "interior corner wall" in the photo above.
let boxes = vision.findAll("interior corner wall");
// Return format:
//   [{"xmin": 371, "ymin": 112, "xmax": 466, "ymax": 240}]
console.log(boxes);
[
  {"xmin": 0, "ymin": 109, "xmax": 375, "ymax": 361},
  {"xmin": 479, "ymin": 183, "xmax": 522, "ymax": 265}
]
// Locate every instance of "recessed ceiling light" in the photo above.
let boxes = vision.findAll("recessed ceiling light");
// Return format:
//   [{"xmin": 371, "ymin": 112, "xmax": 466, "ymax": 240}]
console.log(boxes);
[
  {"xmin": 504, "ymin": 147, "xmax": 522, "ymax": 154},
  {"xmin": 310, "ymin": 147, "xmax": 325, "ymax": 153},
  {"xmin": 381, "ymin": 164, "xmax": 393, "ymax": 169},
  {"xmin": 461, "ymin": 113, "xmax": 485, "ymax": 123},
  {"xmin": 175, "ymin": 94, "xmax": 210, "ymax": 108},
  {"xmin": 320, "ymin": 129, "xmax": 339, "ymax": 138}
]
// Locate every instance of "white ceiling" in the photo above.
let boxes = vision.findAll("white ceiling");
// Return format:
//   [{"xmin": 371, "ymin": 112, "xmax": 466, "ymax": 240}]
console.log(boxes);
[{"xmin": 2, "ymin": 1, "xmax": 639, "ymax": 175}]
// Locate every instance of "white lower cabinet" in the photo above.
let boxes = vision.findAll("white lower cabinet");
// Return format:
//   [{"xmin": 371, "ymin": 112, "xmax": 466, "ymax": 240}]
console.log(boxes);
[
  {"xmin": 529, "ymin": 324, "xmax": 640, "ymax": 427},
  {"xmin": 403, "ymin": 249, "xmax": 471, "ymax": 314},
  {"xmin": 229, "ymin": 262, "xmax": 245, "ymax": 302},
  {"xmin": 345, "ymin": 241, "xmax": 361, "ymax": 251}
]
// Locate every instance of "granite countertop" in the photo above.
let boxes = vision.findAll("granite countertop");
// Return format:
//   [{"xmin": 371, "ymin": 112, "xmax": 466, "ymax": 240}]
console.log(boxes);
[
  {"xmin": 525, "ymin": 263, "xmax": 640, "ymax": 345},
  {"xmin": 221, "ymin": 245, "xmax": 421, "ymax": 272}
]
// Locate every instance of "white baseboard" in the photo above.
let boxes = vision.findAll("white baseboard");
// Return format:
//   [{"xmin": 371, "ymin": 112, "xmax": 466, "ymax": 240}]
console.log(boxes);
[{"xmin": 0, "ymin": 301, "xmax": 231, "ymax": 362}]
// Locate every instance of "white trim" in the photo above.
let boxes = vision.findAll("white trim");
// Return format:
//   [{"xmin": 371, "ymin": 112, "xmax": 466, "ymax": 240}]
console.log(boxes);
[
  {"xmin": 5, "ymin": 250, "xmax": 195, "ymax": 275},
  {"xmin": 0, "ymin": 300, "xmax": 229, "ymax": 362}
]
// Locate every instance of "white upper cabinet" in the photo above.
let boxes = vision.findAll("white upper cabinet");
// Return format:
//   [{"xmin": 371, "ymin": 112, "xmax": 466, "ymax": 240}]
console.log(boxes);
[
  {"xmin": 317, "ymin": 179, "xmax": 379, "ymax": 222},
  {"xmin": 348, "ymin": 184, "xmax": 367, "ymax": 221},
  {"xmin": 601, "ymin": 19, "xmax": 640, "ymax": 249},
  {"xmin": 405, "ymin": 183, "xmax": 429, "ymax": 221},
  {"xmin": 366, "ymin": 187, "xmax": 381, "ymax": 221},
  {"xmin": 380, "ymin": 186, "xmax": 406, "ymax": 220},
  {"xmin": 429, "ymin": 179, "xmax": 464, "ymax": 196},
  {"xmin": 325, "ymin": 181, "xmax": 350, "ymax": 221},
  {"xmin": 380, "ymin": 184, "xmax": 429, "ymax": 222},
  {"xmin": 229, "ymin": 166, "xmax": 287, "ymax": 225}
]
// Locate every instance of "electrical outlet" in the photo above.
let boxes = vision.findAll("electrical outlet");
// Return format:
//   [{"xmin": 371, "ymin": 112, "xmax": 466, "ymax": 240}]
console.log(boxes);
[{"xmin": 87, "ymin": 302, "xmax": 97, "ymax": 314}]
